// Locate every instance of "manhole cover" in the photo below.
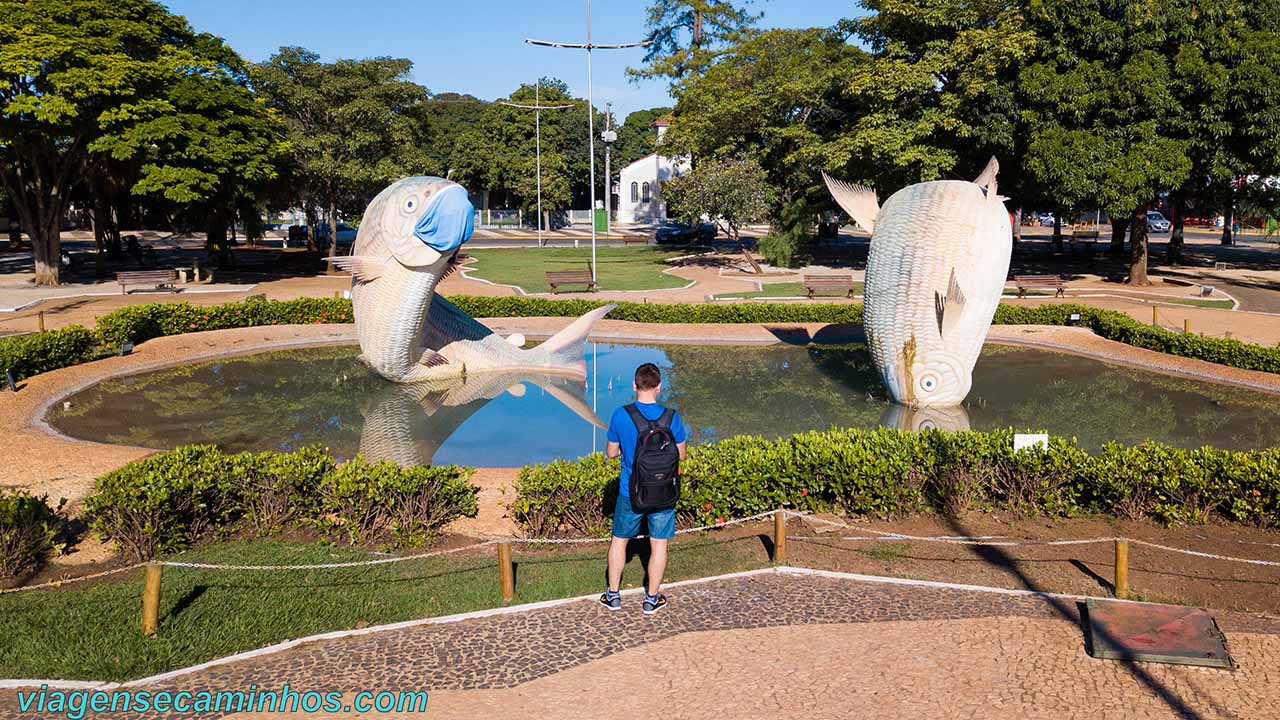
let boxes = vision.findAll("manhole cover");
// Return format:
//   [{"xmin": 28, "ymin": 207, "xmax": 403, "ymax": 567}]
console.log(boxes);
[{"xmin": 1086, "ymin": 598, "xmax": 1233, "ymax": 669}]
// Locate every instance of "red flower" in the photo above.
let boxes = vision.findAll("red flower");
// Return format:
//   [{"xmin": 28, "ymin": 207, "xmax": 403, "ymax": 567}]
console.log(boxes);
[
  {"xmin": 801, "ymin": 489, "xmax": 809, "ymax": 497},
  {"xmin": 715, "ymin": 517, "xmax": 725, "ymax": 525},
  {"xmin": 1253, "ymin": 489, "xmax": 1263, "ymax": 497},
  {"xmin": 702, "ymin": 502, "xmax": 713, "ymax": 512}
]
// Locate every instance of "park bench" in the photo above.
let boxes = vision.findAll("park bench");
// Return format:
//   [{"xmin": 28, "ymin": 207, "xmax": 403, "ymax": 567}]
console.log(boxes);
[
  {"xmin": 117, "ymin": 269, "xmax": 179, "ymax": 294},
  {"xmin": 803, "ymin": 274, "xmax": 856, "ymax": 299},
  {"xmin": 1013, "ymin": 274, "xmax": 1066, "ymax": 298},
  {"xmin": 1070, "ymin": 229, "xmax": 1100, "ymax": 252},
  {"xmin": 622, "ymin": 236, "xmax": 649, "ymax": 246},
  {"xmin": 545, "ymin": 266, "xmax": 597, "ymax": 293}
]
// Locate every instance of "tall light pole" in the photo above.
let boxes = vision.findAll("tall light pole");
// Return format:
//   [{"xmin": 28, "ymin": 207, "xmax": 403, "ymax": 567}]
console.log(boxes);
[
  {"xmin": 602, "ymin": 103, "xmax": 616, "ymax": 236},
  {"xmin": 498, "ymin": 82, "xmax": 576, "ymax": 247},
  {"xmin": 526, "ymin": 0, "xmax": 648, "ymax": 282}
]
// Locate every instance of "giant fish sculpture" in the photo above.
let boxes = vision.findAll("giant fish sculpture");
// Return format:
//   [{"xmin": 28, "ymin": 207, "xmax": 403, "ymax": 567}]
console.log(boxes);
[
  {"xmin": 331, "ymin": 176, "xmax": 613, "ymax": 383},
  {"xmin": 823, "ymin": 158, "xmax": 1011, "ymax": 407}
]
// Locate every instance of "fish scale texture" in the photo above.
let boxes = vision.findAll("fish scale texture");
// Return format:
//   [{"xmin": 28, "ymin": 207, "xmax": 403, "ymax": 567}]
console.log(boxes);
[{"xmin": 865, "ymin": 180, "xmax": 1011, "ymax": 406}]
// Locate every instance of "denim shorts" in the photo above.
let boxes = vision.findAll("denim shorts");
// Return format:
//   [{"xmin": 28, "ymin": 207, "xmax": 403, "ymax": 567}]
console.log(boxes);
[{"xmin": 611, "ymin": 492, "xmax": 675, "ymax": 540}]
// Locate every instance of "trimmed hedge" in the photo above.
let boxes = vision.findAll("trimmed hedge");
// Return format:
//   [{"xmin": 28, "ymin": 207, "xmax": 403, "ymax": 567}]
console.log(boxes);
[
  {"xmin": 0, "ymin": 489, "xmax": 64, "ymax": 579},
  {"xmin": 2, "ymin": 296, "xmax": 1279, "ymax": 384},
  {"xmin": 512, "ymin": 428, "xmax": 1280, "ymax": 537},
  {"xmin": 85, "ymin": 446, "xmax": 477, "ymax": 560}
]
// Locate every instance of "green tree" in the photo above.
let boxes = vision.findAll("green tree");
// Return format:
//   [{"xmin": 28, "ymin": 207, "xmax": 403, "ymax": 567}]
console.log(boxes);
[
  {"xmin": 1019, "ymin": 0, "xmax": 1193, "ymax": 284},
  {"xmin": 665, "ymin": 157, "xmax": 776, "ymax": 272},
  {"xmin": 613, "ymin": 106, "xmax": 673, "ymax": 169},
  {"xmin": 0, "ymin": 0, "xmax": 236, "ymax": 285},
  {"xmin": 665, "ymin": 27, "xmax": 863, "ymax": 263},
  {"xmin": 416, "ymin": 92, "xmax": 488, "ymax": 179},
  {"xmin": 629, "ymin": 0, "xmax": 764, "ymax": 89},
  {"xmin": 251, "ymin": 48, "xmax": 433, "ymax": 259}
]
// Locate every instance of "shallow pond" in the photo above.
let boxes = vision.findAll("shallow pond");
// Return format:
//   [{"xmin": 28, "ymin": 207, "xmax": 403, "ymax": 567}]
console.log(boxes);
[{"xmin": 48, "ymin": 343, "xmax": 1280, "ymax": 466}]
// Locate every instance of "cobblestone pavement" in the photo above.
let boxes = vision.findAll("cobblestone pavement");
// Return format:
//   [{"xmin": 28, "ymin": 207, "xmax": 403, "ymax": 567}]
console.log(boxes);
[{"xmin": 5, "ymin": 572, "xmax": 1279, "ymax": 719}]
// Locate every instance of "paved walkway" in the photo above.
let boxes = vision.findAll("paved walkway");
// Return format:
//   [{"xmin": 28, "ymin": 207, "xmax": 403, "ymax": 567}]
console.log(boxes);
[{"xmin": 5, "ymin": 571, "xmax": 1278, "ymax": 719}]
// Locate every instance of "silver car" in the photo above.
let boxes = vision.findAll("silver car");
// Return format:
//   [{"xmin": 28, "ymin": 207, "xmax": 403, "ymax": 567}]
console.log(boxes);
[{"xmin": 1147, "ymin": 211, "xmax": 1171, "ymax": 233}]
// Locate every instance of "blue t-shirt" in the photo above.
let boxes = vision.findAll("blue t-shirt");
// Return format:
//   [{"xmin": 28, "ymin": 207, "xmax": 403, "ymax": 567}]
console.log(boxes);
[{"xmin": 607, "ymin": 402, "xmax": 688, "ymax": 496}]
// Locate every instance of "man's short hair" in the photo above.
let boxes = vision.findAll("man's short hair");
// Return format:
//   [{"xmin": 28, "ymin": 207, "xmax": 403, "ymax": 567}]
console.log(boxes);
[{"xmin": 634, "ymin": 363, "xmax": 662, "ymax": 391}]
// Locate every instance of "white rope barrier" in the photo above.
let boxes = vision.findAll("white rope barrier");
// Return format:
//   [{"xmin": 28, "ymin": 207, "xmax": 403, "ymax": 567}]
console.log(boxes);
[{"xmin": 4, "ymin": 510, "xmax": 1276, "ymax": 594}]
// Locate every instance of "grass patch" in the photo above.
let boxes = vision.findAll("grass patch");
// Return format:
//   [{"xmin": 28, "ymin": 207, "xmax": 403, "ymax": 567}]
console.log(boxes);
[
  {"xmin": 858, "ymin": 542, "xmax": 911, "ymax": 565},
  {"xmin": 715, "ymin": 281, "xmax": 864, "ymax": 299},
  {"xmin": 1155, "ymin": 297, "xmax": 1235, "ymax": 309},
  {"xmin": 464, "ymin": 247, "xmax": 689, "ymax": 293},
  {"xmin": 0, "ymin": 534, "xmax": 768, "ymax": 681}
]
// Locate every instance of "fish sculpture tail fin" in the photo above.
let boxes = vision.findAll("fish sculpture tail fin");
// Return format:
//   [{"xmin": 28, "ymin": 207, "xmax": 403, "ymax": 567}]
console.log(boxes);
[{"xmin": 526, "ymin": 304, "xmax": 616, "ymax": 372}]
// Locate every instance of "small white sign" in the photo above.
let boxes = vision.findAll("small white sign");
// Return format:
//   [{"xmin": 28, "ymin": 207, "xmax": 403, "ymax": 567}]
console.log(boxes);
[
  {"xmin": 343, "ymin": 290, "xmax": 352, "ymax": 300},
  {"xmin": 1014, "ymin": 433, "xmax": 1049, "ymax": 452}
]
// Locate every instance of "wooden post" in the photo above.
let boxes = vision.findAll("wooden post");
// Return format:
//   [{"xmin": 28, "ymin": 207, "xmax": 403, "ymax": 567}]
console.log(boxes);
[
  {"xmin": 773, "ymin": 509, "xmax": 787, "ymax": 565},
  {"xmin": 334, "ymin": 291, "xmax": 340, "ymax": 299},
  {"xmin": 1114, "ymin": 539, "xmax": 1129, "ymax": 600},
  {"xmin": 141, "ymin": 562, "xmax": 163, "ymax": 636},
  {"xmin": 497, "ymin": 542, "xmax": 514, "ymax": 602},
  {"xmin": 37, "ymin": 311, "xmax": 45, "ymax": 333},
  {"xmin": 1183, "ymin": 318, "xmax": 1190, "ymax": 334},
  {"xmin": 1151, "ymin": 306, "xmax": 1158, "ymax": 327}
]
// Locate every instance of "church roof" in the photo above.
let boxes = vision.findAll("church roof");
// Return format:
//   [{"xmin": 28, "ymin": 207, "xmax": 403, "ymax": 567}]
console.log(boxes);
[{"xmin": 650, "ymin": 113, "xmax": 674, "ymax": 128}]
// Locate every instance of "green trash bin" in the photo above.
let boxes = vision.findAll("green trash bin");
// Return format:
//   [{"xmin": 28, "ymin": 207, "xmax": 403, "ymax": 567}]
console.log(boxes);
[{"xmin": 594, "ymin": 208, "xmax": 609, "ymax": 234}]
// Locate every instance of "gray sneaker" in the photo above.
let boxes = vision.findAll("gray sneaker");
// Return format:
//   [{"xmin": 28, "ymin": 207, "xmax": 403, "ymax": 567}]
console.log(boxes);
[
  {"xmin": 642, "ymin": 593, "xmax": 667, "ymax": 615},
  {"xmin": 599, "ymin": 591, "xmax": 621, "ymax": 611}
]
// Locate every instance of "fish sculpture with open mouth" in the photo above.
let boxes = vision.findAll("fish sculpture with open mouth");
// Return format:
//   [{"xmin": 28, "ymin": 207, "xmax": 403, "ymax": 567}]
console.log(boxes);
[
  {"xmin": 823, "ymin": 158, "xmax": 1011, "ymax": 407},
  {"xmin": 330, "ymin": 176, "xmax": 614, "ymax": 383}
]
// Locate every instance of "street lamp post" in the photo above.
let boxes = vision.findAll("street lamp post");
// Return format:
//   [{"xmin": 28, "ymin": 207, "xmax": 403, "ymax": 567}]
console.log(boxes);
[
  {"xmin": 602, "ymin": 103, "xmax": 616, "ymax": 236},
  {"xmin": 497, "ymin": 82, "xmax": 576, "ymax": 247},
  {"xmin": 526, "ymin": 0, "xmax": 648, "ymax": 283}
]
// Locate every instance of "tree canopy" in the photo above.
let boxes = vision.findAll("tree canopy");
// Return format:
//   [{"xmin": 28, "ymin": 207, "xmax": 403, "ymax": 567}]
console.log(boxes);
[{"xmin": 629, "ymin": 0, "xmax": 764, "ymax": 88}]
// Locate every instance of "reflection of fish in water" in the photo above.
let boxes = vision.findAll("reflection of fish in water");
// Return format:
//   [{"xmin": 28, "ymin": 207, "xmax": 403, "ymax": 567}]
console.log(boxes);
[
  {"xmin": 824, "ymin": 158, "xmax": 1011, "ymax": 407},
  {"xmin": 880, "ymin": 403, "xmax": 971, "ymax": 432},
  {"xmin": 332, "ymin": 176, "xmax": 614, "ymax": 383},
  {"xmin": 359, "ymin": 371, "xmax": 605, "ymax": 467}
]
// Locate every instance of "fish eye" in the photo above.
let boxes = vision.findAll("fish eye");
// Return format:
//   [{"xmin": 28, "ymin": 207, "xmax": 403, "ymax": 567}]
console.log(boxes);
[
  {"xmin": 919, "ymin": 374, "xmax": 939, "ymax": 393},
  {"xmin": 403, "ymin": 197, "xmax": 417, "ymax": 213}
]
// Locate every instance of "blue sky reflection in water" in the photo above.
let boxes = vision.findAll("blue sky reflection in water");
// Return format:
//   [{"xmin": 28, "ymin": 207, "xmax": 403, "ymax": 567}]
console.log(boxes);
[{"xmin": 49, "ymin": 343, "xmax": 1280, "ymax": 466}]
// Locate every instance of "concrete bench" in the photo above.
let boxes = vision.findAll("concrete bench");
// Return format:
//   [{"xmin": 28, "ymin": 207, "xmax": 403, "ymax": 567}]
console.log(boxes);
[
  {"xmin": 545, "ymin": 266, "xmax": 597, "ymax": 293},
  {"xmin": 803, "ymin": 274, "xmax": 856, "ymax": 299},
  {"xmin": 1013, "ymin": 274, "xmax": 1066, "ymax": 298},
  {"xmin": 117, "ymin": 269, "xmax": 179, "ymax": 294}
]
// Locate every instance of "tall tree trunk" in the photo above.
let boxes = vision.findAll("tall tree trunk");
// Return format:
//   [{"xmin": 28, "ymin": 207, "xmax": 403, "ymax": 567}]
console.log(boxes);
[
  {"xmin": 1109, "ymin": 216, "xmax": 1129, "ymax": 254},
  {"xmin": 735, "ymin": 227, "xmax": 762, "ymax": 274},
  {"xmin": 1011, "ymin": 205, "xmax": 1022, "ymax": 244},
  {"xmin": 29, "ymin": 218, "xmax": 61, "ymax": 286},
  {"xmin": 1128, "ymin": 206, "xmax": 1150, "ymax": 285},
  {"xmin": 693, "ymin": 10, "xmax": 703, "ymax": 45},
  {"xmin": 326, "ymin": 199, "xmax": 339, "ymax": 275},
  {"xmin": 1167, "ymin": 190, "xmax": 1185, "ymax": 265},
  {"xmin": 1052, "ymin": 213, "xmax": 1063, "ymax": 253}
]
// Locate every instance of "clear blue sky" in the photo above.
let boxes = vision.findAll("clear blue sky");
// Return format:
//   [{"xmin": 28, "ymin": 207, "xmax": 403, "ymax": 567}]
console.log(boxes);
[{"xmin": 163, "ymin": 0, "xmax": 856, "ymax": 117}]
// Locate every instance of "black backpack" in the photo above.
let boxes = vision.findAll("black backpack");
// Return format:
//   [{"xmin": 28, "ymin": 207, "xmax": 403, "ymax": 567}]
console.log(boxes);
[{"xmin": 626, "ymin": 404, "xmax": 681, "ymax": 513}]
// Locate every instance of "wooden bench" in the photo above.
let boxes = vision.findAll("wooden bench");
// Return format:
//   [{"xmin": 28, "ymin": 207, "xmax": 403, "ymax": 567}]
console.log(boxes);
[
  {"xmin": 621, "ymin": 236, "xmax": 649, "ymax": 246},
  {"xmin": 117, "ymin": 269, "xmax": 179, "ymax": 294},
  {"xmin": 1070, "ymin": 229, "xmax": 1099, "ymax": 252},
  {"xmin": 545, "ymin": 266, "xmax": 597, "ymax": 293},
  {"xmin": 803, "ymin": 274, "xmax": 856, "ymax": 299},
  {"xmin": 1013, "ymin": 274, "xmax": 1066, "ymax": 298}
]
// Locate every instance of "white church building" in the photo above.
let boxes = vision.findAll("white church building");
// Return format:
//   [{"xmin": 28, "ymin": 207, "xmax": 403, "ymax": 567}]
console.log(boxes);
[{"xmin": 615, "ymin": 115, "xmax": 691, "ymax": 225}]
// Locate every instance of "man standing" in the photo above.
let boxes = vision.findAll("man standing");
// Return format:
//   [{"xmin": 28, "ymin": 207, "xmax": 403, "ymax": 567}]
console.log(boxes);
[{"xmin": 600, "ymin": 362, "xmax": 688, "ymax": 615}]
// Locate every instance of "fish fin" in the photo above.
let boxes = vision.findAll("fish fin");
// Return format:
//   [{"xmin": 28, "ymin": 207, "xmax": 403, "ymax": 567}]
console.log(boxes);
[
  {"xmin": 326, "ymin": 255, "xmax": 387, "ymax": 283},
  {"xmin": 418, "ymin": 350, "xmax": 449, "ymax": 368},
  {"xmin": 973, "ymin": 157, "xmax": 999, "ymax": 201},
  {"xmin": 822, "ymin": 172, "xmax": 879, "ymax": 234},
  {"xmin": 530, "ymin": 304, "xmax": 616, "ymax": 369},
  {"xmin": 934, "ymin": 269, "xmax": 967, "ymax": 339}
]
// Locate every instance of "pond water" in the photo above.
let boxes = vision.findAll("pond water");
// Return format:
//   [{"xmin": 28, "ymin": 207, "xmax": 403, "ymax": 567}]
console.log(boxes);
[{"xmin": 48, "ymin": 343, "xmax": 1280, "ymax": 467}]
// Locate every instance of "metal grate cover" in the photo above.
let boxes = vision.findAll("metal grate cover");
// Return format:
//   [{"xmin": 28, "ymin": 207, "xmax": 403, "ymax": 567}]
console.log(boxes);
[{"xmin": 1086, "ymin": 598, "xmax": 1234, "ymax": 669}]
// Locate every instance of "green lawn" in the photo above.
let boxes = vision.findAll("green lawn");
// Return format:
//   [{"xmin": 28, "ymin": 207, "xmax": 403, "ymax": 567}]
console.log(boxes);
[
  {"xmin": 1153, "ymin": 297, "xmax": 1235, "ymax": 309},
  {"xmin": 464, "ymin": 247, "xmax": 690, "ymax": 293},
  {"xmin": 715, "ymin": 281, "xmax": 864, "ymax": 299},
  {"xmin": 1, "ymin": 535, "xmax": 769, "ymax": 681}
]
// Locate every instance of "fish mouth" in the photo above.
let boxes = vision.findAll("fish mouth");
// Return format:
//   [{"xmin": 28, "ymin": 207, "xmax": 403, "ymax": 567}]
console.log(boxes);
[{"xmin": 414, "ymin": 185, "xmax": 475, "ymax": 253}]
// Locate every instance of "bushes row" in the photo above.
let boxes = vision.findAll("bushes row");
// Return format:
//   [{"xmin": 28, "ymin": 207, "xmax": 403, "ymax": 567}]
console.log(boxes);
[
  {"xmin": 4, "ymin": 296, "xmax": 1279, "ymax": 383},
  {"xmin": 512, "ymin": 428, "xmax": 1280, "ymax": 537},
  {"xmin": 0, "ymin": 490, "xmax": 64, "ymax": 579},
  {"xmin": 84, "ymin": 446, "xmax": 478, "ymax": 560}
]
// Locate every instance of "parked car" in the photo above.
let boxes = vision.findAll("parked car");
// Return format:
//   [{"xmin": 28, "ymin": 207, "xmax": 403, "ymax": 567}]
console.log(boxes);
[
  {"xmin": 655, "ymin": 221, "xmax": 717, "ymax": 245},
  {"xmin": 1036, "ymin": 212, "xmax": 1055, "ymax": 227},
  {"xmin": 315, "ymin": 222, "xmax": 359, "ymax": 247},
  {"xmin": 1146, "ymin": 211, "xmax": 1171, "ymax": 233}
]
